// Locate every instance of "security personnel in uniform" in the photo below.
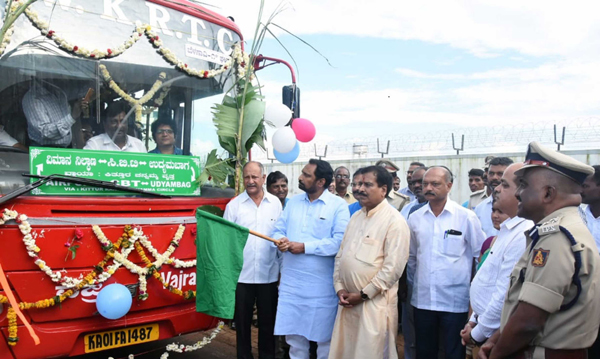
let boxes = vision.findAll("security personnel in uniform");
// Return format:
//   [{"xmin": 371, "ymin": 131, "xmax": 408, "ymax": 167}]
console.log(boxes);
[
  {"xmin": 375, "ymin": 159, "xmax": 410, "ymax": 211},
  {"xmin": 478, "ymin": 142, "xmax": 600, "ymax": 359}
]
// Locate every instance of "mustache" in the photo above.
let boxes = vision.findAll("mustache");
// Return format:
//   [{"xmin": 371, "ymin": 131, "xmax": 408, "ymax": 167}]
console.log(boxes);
[
  {"xmin": 425, "ymin": 191, "xmax": 435, "ymax": 196},
  {"xmin": 354, "ymin": 191, "xmax": 367, "ymax": 197},
  {"xmin": 490, "ymin": 180, "xmax": 501, "ymax": 187}
]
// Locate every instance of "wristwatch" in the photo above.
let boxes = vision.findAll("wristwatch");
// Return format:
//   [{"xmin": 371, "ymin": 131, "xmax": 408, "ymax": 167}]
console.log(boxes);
[
  {"xmin": 469, "ymin": 332, "xmax": 485, "ymax": 347},
  {"xmin": 360, "ymin": 290, "xmax": 369, "ymax": 301}
]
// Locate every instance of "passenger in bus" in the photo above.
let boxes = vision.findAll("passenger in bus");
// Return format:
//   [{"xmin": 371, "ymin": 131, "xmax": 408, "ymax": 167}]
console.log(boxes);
[
  {"xmin": 22, "ymin": 80, "xmax": 87, "ymax": 148},
  {"xmin": 0, "ymin": 125, "xmax": 26, "ymax": 150},
  {"xmin": 83, "ymin": 101, "xmax": 146, "ymax": 152},
  {"xmin": 80, "ymin": 119, "xmax": 95, "ymax": 145},
  {"xmin": 148, "ymin": 118, "xmax": 185, "ymax": 155}
]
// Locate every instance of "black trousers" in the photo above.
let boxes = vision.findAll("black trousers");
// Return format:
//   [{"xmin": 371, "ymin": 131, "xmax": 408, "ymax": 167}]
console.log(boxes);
[
  {"xmin": 414, "ymin": 307, "xmax": 467, "ymax": 359},
  {"xmin": 235, "ymin": 282, "xmax": 278, "ymax": 359}
]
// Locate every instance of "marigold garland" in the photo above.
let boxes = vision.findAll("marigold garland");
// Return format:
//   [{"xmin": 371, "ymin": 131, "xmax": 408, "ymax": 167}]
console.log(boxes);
[
  {"xmin": 6, "ymin": 307, "xmax": 18, "ymax": 346},
  {"xmin": 0, "ymin": 207, "xmax": 194, "ymax": 349}
]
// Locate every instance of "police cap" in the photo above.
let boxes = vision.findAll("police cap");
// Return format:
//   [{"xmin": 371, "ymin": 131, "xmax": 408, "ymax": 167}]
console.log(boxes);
[{"xmin": 515, "ymin": 141, "xmax": 594, "ymax": 185}]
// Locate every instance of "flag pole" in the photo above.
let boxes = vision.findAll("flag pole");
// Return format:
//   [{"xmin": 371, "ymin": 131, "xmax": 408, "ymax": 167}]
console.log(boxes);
[{"xmin": 249, "ymin": 230, "xmax": 280, "ymax": 244}]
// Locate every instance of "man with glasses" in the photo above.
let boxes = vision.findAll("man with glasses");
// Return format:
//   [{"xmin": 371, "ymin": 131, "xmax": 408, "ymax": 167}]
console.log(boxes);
[
  {"xmin": 334, "ymin": 166, "xmax": 356, "ymax": 204},
  {"xmin": 408, "ymin": 166, "xmax": 485, "ymax": 359},
  {"xmin": 148, "ymin": 118, "xmax": 186, "ymax": 155}
]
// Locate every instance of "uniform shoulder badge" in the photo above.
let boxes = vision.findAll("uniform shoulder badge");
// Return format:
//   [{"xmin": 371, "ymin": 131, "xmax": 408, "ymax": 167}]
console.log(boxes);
[
  {"xmin": 538, "ymin": 217, "xmax": 561, "ymax": 235},
  {"xmin": 532, "ymin": 248, "xmax": 550, "ymax": 267}
]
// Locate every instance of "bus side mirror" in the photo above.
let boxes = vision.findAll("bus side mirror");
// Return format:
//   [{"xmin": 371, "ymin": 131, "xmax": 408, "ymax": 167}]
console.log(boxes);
[{"xmin": 282, "ymin": 85, "xmax": 300, "ymax": 120}]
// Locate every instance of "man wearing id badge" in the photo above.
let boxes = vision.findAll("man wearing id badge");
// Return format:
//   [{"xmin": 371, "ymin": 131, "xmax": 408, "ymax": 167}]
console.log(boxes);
[{"xmin": 407, "ymin": 166, "xmax": 486, "ymax": 359}]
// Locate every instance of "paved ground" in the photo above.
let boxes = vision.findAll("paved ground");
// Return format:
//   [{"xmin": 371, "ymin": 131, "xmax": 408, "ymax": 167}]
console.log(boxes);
[{"xmin": 74, "ymin": 325, "xmax": 406, "ymax": 359}]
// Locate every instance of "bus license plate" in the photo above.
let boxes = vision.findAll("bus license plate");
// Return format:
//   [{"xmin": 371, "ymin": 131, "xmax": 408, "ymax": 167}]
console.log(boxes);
[{"xmin": 84, "ymin": 323, "xmax": 159, "ymax": 353}]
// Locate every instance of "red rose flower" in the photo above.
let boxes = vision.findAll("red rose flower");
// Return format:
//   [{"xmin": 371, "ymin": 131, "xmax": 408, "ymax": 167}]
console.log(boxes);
[{"xmin": 75, "ymin": 229, "xmax": 84, "ymax": 240}]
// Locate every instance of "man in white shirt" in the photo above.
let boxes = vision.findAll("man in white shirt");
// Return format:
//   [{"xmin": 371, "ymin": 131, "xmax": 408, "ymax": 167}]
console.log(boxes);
[
  {"xmin": 460, "ymin": 162, "xmax": 533, "ymax": 348},
  {"xmin": 84, "ymin": 101, "xmax": 146, "ymax": 152},
  {"xmin": 408, "ymin": 166, "xmax": 485, "ymax": 359},
  {"xmin": 581, "ymin": 165, "xmax": 600, "ymax": 251},
  {"xmin": 224, "ymin": 161, "xmax": 283, "ymax": 359},
  {"xmin": 474, "ymin": 157, "xmax": 514, "ymax": 238}
]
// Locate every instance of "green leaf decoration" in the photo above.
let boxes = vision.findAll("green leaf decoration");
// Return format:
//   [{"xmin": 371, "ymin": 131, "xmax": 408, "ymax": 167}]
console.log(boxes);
[
  {"xmin": 212, "ymin": 80, "xmax": 265, "ymax": 158},
  {"xmin": 196, "ymin": 149, "xmax": 233, "ymax": 188}
]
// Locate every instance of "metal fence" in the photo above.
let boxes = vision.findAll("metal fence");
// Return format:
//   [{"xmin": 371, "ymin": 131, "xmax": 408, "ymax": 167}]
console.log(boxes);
[
  {"xmin": 261, "ymin": 148, "xmax": 600, "ymax": 204},
  {"xmin": 254, "ymin": 118, "xmax": 600, "ymax": 161}
]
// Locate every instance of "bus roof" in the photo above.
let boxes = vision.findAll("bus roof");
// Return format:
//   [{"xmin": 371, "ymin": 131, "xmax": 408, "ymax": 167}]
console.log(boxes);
[{"xmin": 153, "ymin": 0, "xmax": 244, "ymax": 43}]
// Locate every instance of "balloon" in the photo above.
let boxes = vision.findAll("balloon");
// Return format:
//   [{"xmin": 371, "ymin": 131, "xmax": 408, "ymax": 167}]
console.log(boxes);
[
  {"xmin": 272, "ymin": 127, "xmax": 297, "ymax": 153},
  {"xmin": 264, "ymin": 103, "xmax": 292, "ymax": 128},
  {"xmin": 291, "ymin": 118, "xmax": 316, "ymax": 142},
  {"xmin": 96, "ymin": 283, "xmax": 133, "ymax": 320},
  {"xmin": 274, "ymin": 141, "xmax": 300, "ymax": 164}
]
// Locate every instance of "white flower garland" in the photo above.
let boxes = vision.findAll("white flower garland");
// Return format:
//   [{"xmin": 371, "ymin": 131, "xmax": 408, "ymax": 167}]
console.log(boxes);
[
  {"xmin": 18, "ymin": 3, "xmax": 252, "ymax": 80},
  {"xmin": 99, "ymin": 64, "xmax": 166, "ymax": 122},
  {"xmin": 1, "ymin": 209, "xmax": 191, "ymax": 300},
  {"xmin": 165, "ymin": 321, "xmax": 225, "ymax": 353},
  {"xmin": 0, "ymin": 1, "xmax": 20, "ymax": 57}
]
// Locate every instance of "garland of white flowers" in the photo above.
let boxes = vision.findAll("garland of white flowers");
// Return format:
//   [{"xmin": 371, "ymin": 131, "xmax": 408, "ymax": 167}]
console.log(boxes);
[
  {"xmin": 107, "ymin": 322, "xmax": 224, "ymax": 359},
  {"xmin": 99, "ymin": 64, "xmax": 166, "ymax": 122},
  {"xmin": 0, "ymin": 209, "xmax": 192, "ymax": 300},
  {"xmin": 0, "ymin": 1, "xmax": 19, "ymax": 57},
  {"xmin": 13, "ymin": 1, "xmax": 252, "ymax": 80}
]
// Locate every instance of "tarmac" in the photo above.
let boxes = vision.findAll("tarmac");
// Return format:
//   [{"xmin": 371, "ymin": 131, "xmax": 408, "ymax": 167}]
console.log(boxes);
[{"xmin": 74, "ymin": 325, "xmax": 406, "ymax": 359}]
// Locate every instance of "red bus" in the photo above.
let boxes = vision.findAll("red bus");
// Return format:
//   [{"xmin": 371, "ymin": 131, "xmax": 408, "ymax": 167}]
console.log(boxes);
[{"xmin": 0, "ymin": 0, "xmax": 248, "ymax": 357}]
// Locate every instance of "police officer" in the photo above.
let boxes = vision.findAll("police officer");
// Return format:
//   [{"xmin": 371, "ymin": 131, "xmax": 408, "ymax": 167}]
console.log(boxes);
[
  {"xmin": 478, "ymin": 142, "xmax": 600, "ymax": 359},
  {"xmin": 375, "ymin": 159, "xmax": 410, "ymax": 211}
]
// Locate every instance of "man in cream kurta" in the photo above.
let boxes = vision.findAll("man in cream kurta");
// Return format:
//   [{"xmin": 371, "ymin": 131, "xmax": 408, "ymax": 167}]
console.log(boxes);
[{"xmin": 329, "ymin": 165, "xmax": 410, "ymax": 359}]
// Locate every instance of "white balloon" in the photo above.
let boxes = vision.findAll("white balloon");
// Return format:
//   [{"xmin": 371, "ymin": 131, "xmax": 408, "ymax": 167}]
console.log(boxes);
[
  {"xmin": 272, "ymin": 127, "xmax": 297, "ymax": 153},
  {"xmin": 264, "ymin": 103, "xmax": 292, "ymax": 128}
]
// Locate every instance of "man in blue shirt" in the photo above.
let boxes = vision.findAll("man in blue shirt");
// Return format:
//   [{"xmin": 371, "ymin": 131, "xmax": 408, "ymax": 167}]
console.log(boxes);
[
  {"xmin": 348, "ymin": 168, "xmax": 364, "ymax": 216},
  {"xmin": 274, "ymin": 159, "xmax": 350, "ymax": 359}
]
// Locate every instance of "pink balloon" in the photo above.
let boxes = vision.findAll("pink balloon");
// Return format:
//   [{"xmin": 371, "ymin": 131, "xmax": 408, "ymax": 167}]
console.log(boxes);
[{"xmin": 291, "ymin": 118, "xmax": 316, "ymax": 142}]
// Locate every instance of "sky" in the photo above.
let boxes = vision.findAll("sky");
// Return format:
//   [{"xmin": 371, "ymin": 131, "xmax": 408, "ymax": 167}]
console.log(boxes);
[{"xmin": 201, "ymin": 0, "xmax": 600, "ymax": 159}]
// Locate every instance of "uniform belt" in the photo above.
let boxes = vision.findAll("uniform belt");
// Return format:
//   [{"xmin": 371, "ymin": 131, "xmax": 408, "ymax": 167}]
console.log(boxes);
[{"xmin": 511, "ymin": 348, "xmax": 587, "ymax": 359}]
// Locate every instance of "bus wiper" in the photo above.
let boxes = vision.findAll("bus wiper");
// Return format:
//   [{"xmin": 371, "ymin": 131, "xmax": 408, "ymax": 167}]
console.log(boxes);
[{"xmin": 0, "ymin": 174, "xmax": 170, "ymax": 205}]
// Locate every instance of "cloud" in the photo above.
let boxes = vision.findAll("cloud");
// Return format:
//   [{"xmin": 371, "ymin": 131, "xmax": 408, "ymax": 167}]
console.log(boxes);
[{"xmin": 217, "ymin": 0, "xmax": 600, "ymax": 59}]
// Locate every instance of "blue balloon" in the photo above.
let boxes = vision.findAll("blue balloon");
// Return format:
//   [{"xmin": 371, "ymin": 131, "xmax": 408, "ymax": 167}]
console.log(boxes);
[
  {"xmin": 274, "ymin": 141, "xmax": 300, "ymax": 164},
  {"xmin": 96, "ymin": 283, "xmax": 133, "ymax": 320}
]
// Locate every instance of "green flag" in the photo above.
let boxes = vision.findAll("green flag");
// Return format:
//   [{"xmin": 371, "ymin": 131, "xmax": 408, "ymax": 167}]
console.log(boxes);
[{"xmin": 196, "ymin": 208, "xmax": 249, "ymax": 319}]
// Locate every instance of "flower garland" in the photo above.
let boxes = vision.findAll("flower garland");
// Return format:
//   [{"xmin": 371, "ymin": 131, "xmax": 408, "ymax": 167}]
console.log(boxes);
[
  {"xmin": 19, "ymin": 3, "xmax": 252, "ymax": 80},
  {"xmin": 7, "ymin": 307, "xmax": 17, "ymax": 346},
  {"xmin": 99, "ymin": 64, "xmax": 166, "ymax": 122},
  {"xmin": 0, "ymin": 1, "xmax": 19, "ymax": 57},
  {"xmin": 164, "ymin": 321, "xmax": 224, "ymax": 353},
  {"xmin": 134, "ymin": 241, "xmax": 195, "ymax": 300},
  {"xmin": 106, "ymin": 322, "xmax": 224, "ymax": 359}
]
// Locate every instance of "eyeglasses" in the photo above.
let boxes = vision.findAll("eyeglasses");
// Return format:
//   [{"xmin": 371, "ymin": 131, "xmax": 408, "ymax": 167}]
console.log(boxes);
[
  {"xmin": 335, "ymin": 174, "xmax": 349, "ymax": 179},
  {"xmin": 157, "ymin": 129, "xmax": 174, "ymax": 135}
]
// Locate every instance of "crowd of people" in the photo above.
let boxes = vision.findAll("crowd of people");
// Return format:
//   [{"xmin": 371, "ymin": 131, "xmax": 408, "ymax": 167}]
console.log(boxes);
[{"xmin": 225, "ymin": 142, "xmax": 600, "ymax": 359}]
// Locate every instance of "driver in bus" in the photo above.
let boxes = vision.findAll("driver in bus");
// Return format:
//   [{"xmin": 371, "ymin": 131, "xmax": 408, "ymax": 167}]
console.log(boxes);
[
  {"xmin": 148, "ymin": 118, "xmax": 186, "ymax": 155},
  {"xmin": 83, "ymin": 101, "xmax": 146, "ymax": 152}
]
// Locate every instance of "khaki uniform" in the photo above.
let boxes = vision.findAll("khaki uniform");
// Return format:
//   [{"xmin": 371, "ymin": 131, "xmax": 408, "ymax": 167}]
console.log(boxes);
[
  {"xmin": 467, "ymin": 189, "xmax": 488, "ymax": 210},
  {"xmin": 500, "ymin": 207, "xmax": 600, "ymax": 352},
  {"xmin": 336, "ymin": 191, "xmax": 357, "ymax": 205},
  {"xmin": 387, "ymin": 190, "xmax": 410, "ymax": 212}
]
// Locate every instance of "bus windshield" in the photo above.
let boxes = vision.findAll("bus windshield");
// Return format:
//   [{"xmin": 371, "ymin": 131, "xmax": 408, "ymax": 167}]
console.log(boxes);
[{"xmin": 0, "ymin": 0, "xmax": 241, "ymax": 195}]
